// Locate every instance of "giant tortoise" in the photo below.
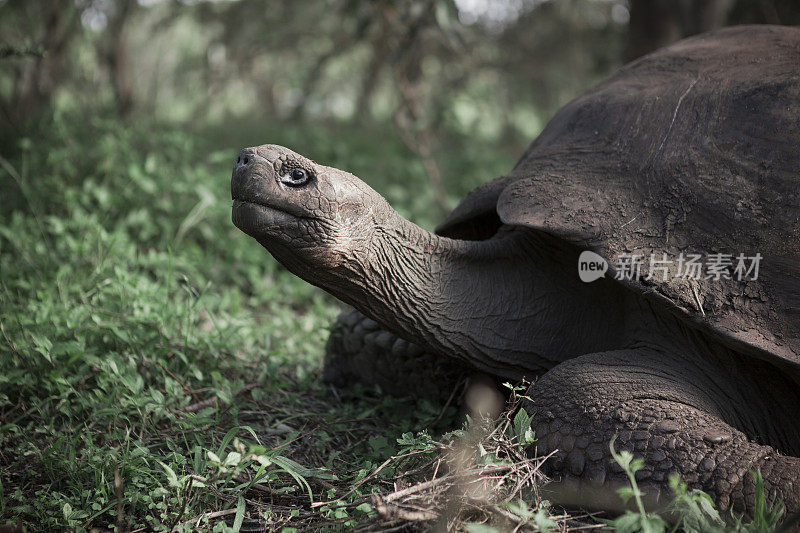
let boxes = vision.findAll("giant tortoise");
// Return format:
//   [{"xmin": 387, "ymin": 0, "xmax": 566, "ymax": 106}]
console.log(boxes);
[{"xmin": 230, "ymin": 25, "xmax": 800, "ymax": 518}]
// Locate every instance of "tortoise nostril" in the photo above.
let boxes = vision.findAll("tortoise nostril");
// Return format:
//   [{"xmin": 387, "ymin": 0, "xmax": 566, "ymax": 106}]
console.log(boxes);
[{"xmin": 234, "ymin": 148, "xmax": 257, "ymax": 172}]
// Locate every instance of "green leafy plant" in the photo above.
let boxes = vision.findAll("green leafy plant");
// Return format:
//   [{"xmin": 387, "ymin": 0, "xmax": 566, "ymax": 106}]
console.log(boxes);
[
  {"xmin": 665, "ymin": 474, "xmax": 726, "ymax": 533},
  {"xmin": 604, "ymin": 435, "xmax": 669, "ymax": 533},
  {"xmin": 509, "ymin": 408, "xmax": 536, "ymax": 445}
]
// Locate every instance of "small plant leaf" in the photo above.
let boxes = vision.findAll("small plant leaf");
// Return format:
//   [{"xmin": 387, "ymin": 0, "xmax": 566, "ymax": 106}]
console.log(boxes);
[
  {"xmin": 206, "ymin": 450, "xmax": 221, "ymax": 465},
  {"xmin": 159, "ymin": 461, "xmax": 179, "ymax": 488},
  {"xmin": 232, "ymin": 495, "xmax": 245, "ymax": 533}
]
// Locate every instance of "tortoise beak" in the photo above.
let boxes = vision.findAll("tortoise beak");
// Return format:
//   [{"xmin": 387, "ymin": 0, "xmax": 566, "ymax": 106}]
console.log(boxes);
[{"xmin": 230, "ymin": 146, "xmax": 311, "ymax": 235}]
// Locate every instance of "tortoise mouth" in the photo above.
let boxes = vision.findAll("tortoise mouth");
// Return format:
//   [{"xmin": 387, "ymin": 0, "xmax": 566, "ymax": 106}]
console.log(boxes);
[
  {"xmin": 231, "ymin": 195, "xmax": 292, "ymax": 214},
  {"xmin": 231, "ymin": 198, "xmax": 299, "ymax": 235}
]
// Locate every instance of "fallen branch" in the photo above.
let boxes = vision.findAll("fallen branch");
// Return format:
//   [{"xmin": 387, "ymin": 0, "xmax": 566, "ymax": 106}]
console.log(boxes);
[
  {"xmin": 172, "ymin": 507, "xmax": 237, "ymax": 531},
  {"xmin": 311, "ymin": 448, "xmax": 431, "ymax": 508},
  {"xmin": 157, "ymin": 360, "xmax": 200, "ymax": 403},
  {"xmin": 177, "ymin": 383, "xmax": 257, "ymax": 413},
  {"xmin": 372, "ymin": 494, "xmax": 439, "ymax": 522}
]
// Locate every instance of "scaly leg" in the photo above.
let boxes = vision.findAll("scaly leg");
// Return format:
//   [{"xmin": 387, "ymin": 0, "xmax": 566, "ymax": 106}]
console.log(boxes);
[{"xmin": 525, "ymin": 349, "xmax": 800, "ymax": 520}]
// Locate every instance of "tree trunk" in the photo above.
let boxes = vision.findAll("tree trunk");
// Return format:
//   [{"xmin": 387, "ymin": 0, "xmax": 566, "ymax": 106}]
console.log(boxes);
[
  {"xmin": 354, "ymin": 43, "xmax": 388, "ymax": 121},
  {"xmin": 106, "ymin": 0, "xmax": 138, "ymax": 117},
  {"xmin": 12, "ymin": 1, "xmax": 79, "ymax": 123},
  {"xmin": 624, "ymin": 0, "xmax": 733, "ymax": 62}
]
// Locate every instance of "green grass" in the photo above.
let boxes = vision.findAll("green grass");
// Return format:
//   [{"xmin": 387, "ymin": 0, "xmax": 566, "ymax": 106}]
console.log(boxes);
[{"xmin": 0, "ymin": 113, "xmax": 513, "ymax": 531}]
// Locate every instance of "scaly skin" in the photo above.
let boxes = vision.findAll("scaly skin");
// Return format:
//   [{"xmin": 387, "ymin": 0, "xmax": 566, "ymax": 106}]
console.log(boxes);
[
  {"xmin": 323, "ymin": 308, "xmax": 465, "ymax": 401},
  {"xmin": 527, "ymin": 348, "xmax": 800, "ymax": 516}
]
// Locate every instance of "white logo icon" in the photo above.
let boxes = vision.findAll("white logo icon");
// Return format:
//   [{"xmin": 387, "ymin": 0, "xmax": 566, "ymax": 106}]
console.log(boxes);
[{"xmin": 578, "ymin": 251, "xmax": 608, "ymax": 282}]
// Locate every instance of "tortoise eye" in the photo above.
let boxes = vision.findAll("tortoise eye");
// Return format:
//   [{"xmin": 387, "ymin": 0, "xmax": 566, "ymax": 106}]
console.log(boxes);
[{"xmin": 279, "ymin": 168, "xmax": 311, "ymax": 187}]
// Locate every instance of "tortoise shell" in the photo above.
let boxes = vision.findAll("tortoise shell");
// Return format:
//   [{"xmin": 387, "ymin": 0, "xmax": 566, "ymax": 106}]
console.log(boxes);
[{"xmin": 436, "ymin": 25, "xmax": 800, "ymax": 370}]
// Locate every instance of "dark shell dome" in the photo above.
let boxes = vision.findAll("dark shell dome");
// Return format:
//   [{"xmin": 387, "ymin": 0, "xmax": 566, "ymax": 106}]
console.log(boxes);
[{"xmin": 436, "ymin": 25, "xmax": 800, "ymax": 370}]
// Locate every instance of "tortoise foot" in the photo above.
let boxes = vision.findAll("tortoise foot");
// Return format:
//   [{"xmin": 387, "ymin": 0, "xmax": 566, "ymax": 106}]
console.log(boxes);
[{"xmin": 525, "ymin": 349, "xmax": 800, "ymax": 522}]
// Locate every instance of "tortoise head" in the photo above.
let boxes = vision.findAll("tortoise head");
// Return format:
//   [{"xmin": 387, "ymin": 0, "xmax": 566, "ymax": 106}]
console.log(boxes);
[{"xmin": 231, "ymin": 144, "xmax": 389, "ymax": 273}]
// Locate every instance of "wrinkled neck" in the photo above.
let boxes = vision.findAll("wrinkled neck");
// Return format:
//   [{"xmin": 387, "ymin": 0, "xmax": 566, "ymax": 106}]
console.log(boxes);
[
  {"xmin": 324, "ymin": 209, "xmax": 638, "ymax": 380},
  {"xmin": 360, "ymin": 214, "xmax": 470, "ymax": 340},
  {"xmin": 330, "ymin": 212, "xmax": 468, "ymax": 342}
]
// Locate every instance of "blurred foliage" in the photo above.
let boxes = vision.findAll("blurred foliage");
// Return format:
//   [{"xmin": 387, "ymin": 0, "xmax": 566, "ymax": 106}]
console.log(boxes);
[
  {"xmin": 2, "ymin": 0, "xmax": 795, "ymax": 139},
  {"xmin": 2, "ymin": 0, "xmax": 795, "ymax": 200},
  {"xmin": 0, "ymin": 0, "xmax": 633, "ymax": 148}
]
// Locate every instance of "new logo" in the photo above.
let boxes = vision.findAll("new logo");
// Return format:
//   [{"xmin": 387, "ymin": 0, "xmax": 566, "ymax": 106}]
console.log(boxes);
[{"xmin": 578, "ymin": 251, "xmax": 608, "ymax": 282}]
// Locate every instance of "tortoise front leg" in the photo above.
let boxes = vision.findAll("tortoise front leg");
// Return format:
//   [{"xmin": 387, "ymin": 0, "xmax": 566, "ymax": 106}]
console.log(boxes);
[
  {"xmin": 525, "ymin": 349, "xmax": 800, "ymax": 521},
  {"xmin": 323, "ymin": 308, "xmax": 467, "ymax": 401}
]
